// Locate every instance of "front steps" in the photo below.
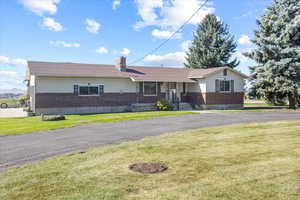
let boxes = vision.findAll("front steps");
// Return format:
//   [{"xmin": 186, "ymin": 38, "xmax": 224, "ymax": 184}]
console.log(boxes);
[{"xmin": 178, "ymin": 102, "xmax": 193, "ymax": 110}]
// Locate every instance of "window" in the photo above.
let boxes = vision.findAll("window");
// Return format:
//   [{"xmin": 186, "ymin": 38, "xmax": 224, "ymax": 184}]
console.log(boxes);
[
  {"xmin": 220, "ymin": 80, "xmax": 231, "ymax": 92},
  {"xmin": 169, "ymin": 82, "xmax": 176, "ymax": 89},
  {"xmin": 223, "ymin": 69, "xmax": 227, "ymax": 76},
  {"xmin": 79, "ymin": 85, "xmax": 100, "ymax": 96},
  {"xmin": 143, "ymin": 82, "xmax": 157, "ymax": 96},
  {"xmin": 216, "ymin": 80, "xmax": 234, "ymax": 92}
]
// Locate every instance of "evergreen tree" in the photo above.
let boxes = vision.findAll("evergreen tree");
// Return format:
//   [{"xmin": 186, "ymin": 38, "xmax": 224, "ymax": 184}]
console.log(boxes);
[
  {"xmin": 245, "ymin": 0, "xmax": 300, "ymax": 109},
  {"xmin": 185, "ymin": 14, "xmax": 239, "ymax": 69}
]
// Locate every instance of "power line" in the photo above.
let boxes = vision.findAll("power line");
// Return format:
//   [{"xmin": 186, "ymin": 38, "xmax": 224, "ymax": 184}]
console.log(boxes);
[{"xmin": 128, "ymin": 0, "xmax": 209, "ymax": 66}]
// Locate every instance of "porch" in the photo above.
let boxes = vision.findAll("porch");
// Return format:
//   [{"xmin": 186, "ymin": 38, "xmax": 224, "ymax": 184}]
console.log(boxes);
[{"xmin": 138, "ymin": 81, "xmax": 189, "ymax": 104}]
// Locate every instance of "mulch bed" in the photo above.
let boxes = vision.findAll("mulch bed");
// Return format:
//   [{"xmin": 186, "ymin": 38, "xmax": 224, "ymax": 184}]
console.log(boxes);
[{"xmin": 129, "ymin": 163, "xmax": 168, "ymax": 174}]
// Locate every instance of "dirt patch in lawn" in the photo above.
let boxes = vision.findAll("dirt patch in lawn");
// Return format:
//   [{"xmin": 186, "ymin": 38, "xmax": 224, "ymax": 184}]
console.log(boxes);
[{"xmin": 129, "ymin": 163, "xmax": 168, "ymax": 174}]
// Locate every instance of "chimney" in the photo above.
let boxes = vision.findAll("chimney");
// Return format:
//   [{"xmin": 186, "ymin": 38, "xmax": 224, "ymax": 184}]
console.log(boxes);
[{"xmin": 115, "ymin": 56, "xmax": 126, "ymax": 72}]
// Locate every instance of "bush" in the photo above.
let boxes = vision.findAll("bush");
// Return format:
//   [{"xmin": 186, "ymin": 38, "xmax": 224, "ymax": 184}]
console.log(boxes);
[
  {"xmin": 156, "ymin": 100, "xmax": 173, "ymax": 111},
  {"xmin": 19, "ymin": 95, "xmax": 29, "ymax": 106}
]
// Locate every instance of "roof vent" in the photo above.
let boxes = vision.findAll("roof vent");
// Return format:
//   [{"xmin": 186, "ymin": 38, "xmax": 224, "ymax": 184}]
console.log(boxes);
[{"xmin": 115, "ymin": 56, "xmax": 126, "ymax": 72}]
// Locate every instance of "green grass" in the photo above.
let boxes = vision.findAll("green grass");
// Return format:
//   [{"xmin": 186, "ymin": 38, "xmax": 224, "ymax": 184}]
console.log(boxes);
[
  {"xmin": 0, "ymin": 99, "xmax": 19, "ymax": 105},
  {"xmin": 244, "ymin": 103, "xmax": 270, "ymax": 107},
  {"xmin": 1, "ymin": 120, "xmax": 300, "ymax": 200},
  {"xmin": 0, "ymin": 111, "xmax": 195, "ymax": 136},
  {"xmin": 209, "ymin": 107, "xmax": 299, "ymax": 113},
  {"xmin": 209, "ymin": 108, "xmax": 300, "ymax": 113}
]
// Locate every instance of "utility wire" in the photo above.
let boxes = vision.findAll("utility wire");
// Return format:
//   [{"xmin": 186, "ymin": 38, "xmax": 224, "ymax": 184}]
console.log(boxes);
[{"xmin": 128, "ymin": 0, "xmax": 209, "ymax": 66}]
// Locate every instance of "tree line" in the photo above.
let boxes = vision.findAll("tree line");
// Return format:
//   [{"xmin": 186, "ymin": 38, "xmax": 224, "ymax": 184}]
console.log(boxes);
[{"xmin": 184, "ymin": 0, "xmax": 299, "ymax": 109}]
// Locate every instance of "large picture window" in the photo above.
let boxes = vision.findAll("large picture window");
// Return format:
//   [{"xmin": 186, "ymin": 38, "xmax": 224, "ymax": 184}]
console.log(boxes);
[
  {"xmin": 143, "ymin": 82, "xmax": 157, "ymax": 96},
  {"xmin": 79, "ymin": 85, "xmax": 100, "ymax": 96}
]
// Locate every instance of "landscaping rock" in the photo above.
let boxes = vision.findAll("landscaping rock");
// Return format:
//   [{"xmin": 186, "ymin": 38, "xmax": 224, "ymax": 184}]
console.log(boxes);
[
  {"xmin": 129, "ymin": 163, "xmax": 168, "ymax": 174},
  {"xmin": 41, "ymin": 115, "xmax": 66, "ymax": 121}
]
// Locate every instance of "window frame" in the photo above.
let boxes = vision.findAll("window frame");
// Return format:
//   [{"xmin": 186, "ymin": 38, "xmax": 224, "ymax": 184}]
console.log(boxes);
[
  {"xmin": 219, "ymin": 80, "xmax": 231, "ymax": 93},
  {"xmin": 77, "ymin": 84, "xmax": 103, "ymax": 96},
  {"xmin": 143, "ymin": 82, "xmax": 158, "ymax": 96}
]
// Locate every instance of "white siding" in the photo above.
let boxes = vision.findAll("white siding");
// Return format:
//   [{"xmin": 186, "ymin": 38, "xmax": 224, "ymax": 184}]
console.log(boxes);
[
  {"xmin": 160, "ymin": 82, "xmax": 167, "ymax": 93},
  {"xmin": 187, "ymin": 79, "xmax": 206, "ymax": 93},
  {"xmin": 29, "ymin": 75, "xmax": 36, "ymax": 111},
  {"xmin": 35, "ymin": 77, "xmax": 137, "ymax": 93},
  {"xmin": 176, "ymin": 82, "xmax": 183, "ymax": 93},
  {"xmin": 205, "ymin": 70, "xmax": 244, "ymax": 92},
  {"xmin": 186, "ymin": 70, "xmax": 244, "ymax": 93},
  {"xmin": 30, "ymin": 75, "xmax": 35, "ymax": 86}
]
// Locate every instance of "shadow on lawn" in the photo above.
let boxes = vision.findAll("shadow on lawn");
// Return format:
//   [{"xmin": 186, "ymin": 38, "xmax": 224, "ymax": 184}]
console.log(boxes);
[{"xmin": 243, "ymin": 106, "xmax": 290, "ymax": 110}]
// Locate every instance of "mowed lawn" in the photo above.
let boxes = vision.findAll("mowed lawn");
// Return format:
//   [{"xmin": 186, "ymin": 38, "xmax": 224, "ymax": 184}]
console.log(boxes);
[
  {"xmin": 1, "ymin": 121, "xmax": 300, "ymax": 200},
  {"xmin": 0, "ymin": 111, "xmax": 195, "ymax": 136},
  {"xmin": 210, "ymin": 108, "xmax": 300, "ymax": 113}
]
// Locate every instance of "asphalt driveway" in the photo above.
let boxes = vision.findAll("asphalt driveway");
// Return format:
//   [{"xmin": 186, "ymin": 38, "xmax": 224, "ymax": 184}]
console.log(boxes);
[{"xmin": 0, "ymin": 112, "xmax": 299, "ymax": 172}]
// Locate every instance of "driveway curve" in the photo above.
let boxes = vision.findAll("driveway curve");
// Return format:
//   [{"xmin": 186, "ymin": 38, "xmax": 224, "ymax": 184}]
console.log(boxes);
[{"xmin": 0, "ymin": 112, "xmax": 299, "ymax": 172}]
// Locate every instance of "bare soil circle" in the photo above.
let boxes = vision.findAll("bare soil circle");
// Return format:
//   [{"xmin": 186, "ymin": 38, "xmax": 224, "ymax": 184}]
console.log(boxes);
[{"xmin": 129, "ymin": 163, "xmax": 168, "ymax": 174}]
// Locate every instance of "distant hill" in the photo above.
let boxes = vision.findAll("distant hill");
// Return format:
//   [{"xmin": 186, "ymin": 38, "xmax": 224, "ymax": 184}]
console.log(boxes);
[
  {"xmin": 0, "ymin": 88, "xmax": 25, "ymax": 99},
  {"xmin": 0, "ymin": 88, "xmax": 25, "ymax": 94}
]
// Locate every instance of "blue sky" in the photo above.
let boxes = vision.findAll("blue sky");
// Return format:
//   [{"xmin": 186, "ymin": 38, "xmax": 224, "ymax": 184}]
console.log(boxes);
[{"xmin": 0, "ymin": 0, "xmax": 272, "ymax": 89}]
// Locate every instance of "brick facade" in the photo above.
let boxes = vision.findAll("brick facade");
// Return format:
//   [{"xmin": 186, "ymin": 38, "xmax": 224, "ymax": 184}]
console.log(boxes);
[
  {"xmin": 205, "ymin": 92, "xmax": 244, "ymax": 105},
  {"xmin": 35, "ymin": 92, "xmax": 243, "ymax": 109},
  {"xmin": 35, "ymin": 93, "xmax": 166, "ymax": 108},
  {"xmin": 185, "ymin": 92, "xmax": 244, "ymax": 106},
  {"xmin": 182, "ymin": 93, "xmax": 205, "ymax": 105}
]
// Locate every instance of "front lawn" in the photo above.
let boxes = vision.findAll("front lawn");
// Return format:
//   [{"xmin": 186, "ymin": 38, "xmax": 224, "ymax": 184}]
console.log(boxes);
[
  {"xmin": 1, "ymin": 120, "xmax": 299, "ymax": 200},
  {"xmin": 210, "ymin": 107, "xmax": 299, "ymax": 113},
  {"xmin": 0, "ymin": 111, "xmax": 195, "ymax": 136}
]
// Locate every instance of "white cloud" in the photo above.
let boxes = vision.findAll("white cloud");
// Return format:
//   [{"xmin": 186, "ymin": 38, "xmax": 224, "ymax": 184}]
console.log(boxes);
[
  {"xmin": 120, "ymin": 48, "xmax": 131, "ymax": 55},
  {"xmin": 181, "ymin": 40, "xmax": 192, "ymax": 51},
  {"xmin": 134, "ymin": 0, "xmax": 163, "ymax": 29},
  {"xmin": 112, "ymin": 0, "xmax": 121, "ymax": 10},
  {"xmin": 235, "ymin": 49, "xmax": 252, "ymax": 63},
  {"xmin": 96, "ymin": 47, "xmax": 109, "ymax": 54},
  {"xmin": 161, "ymin": 0, "xmax": 214, "ymax": 29},
  {"xmin": 42, "ymin": 17, "xmax": 63, "ymax": 31},
  {"xmin": 144, "ymin": 52, "xmax": 186, "ymax": 67},
  {"xmin": 235, "ymin": 52, "xmax": 249, "ymax": 63},
  {"xmin": 49, "ymin": 41, "xmax": 80, "ymax": 47},
  {"xmin": 85, "ymin": 18, "xmax": 101, "ymax": 34},
  {"xmin": 0, "ymin": 56, "xmax": 27, "ymax": 67},
  {"xmin": 134, "ymin": 0, "xmax": 214, "ymax": 30},
  {"xmin": 0, "ymin": 71, "xmax": 19, "ymax": 78},
  {"xmin": 0, "ymin": 71, "xmax": 24, "ymax": 89},
  {"xmin": 20, "ymin": 0, "xmax": 61, "ymax": 16},
  {"xmin": 238, "ymin": 35, "xmax": 251, "ymax": 45},
  {"xmin": 151, "ymin": 29, "xmax": 181, "ymax": 39}
]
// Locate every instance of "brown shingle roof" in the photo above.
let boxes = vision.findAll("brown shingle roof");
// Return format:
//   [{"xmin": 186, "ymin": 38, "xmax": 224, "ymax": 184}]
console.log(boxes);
[
  {"xmin": 27, "ymin": 61, "xmax": 246, "ymax": 82},
  {"xmin": 188, "ymin": 67, "xmax": 227, "ymax": 78}
]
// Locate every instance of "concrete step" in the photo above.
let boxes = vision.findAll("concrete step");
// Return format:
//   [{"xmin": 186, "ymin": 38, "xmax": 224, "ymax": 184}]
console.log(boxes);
[{"xmin": 179, "ymin": 103, "xmax": 193, "ymax": 110}]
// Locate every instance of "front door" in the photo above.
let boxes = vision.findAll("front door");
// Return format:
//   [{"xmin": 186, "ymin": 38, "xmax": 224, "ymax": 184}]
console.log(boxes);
[{"xmin": 169, "ymin": 89, "xmax": 177, "ymax": 104}]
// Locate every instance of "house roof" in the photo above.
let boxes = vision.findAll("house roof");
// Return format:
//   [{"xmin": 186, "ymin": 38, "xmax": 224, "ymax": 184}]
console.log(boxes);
[
  {"xmin": 188, "ymin": 67, "xmax": 248, "ymax": 79},
  {"xmin": 26, "ymin": 61, "xmax": 247, "ymax": 82}
]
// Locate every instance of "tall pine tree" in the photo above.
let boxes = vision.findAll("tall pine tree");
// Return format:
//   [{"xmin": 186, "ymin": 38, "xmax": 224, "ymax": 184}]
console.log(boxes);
[
  {"xmin": 245, "ymin": 0, "xmax": 300, "ymax": 109},
  {"xmin": 185, "ymin": 14, "xmax": 239, "ymax": 69}
]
